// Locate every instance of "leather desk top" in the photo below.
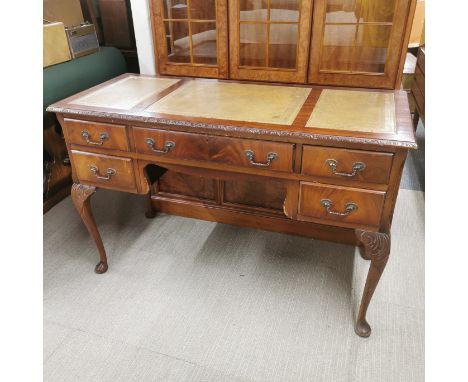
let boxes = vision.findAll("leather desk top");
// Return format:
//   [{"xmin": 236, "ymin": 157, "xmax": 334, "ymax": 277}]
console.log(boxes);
[{"xmin": 48, "ymin": 74, "xmax": 417, "ymax": 149}]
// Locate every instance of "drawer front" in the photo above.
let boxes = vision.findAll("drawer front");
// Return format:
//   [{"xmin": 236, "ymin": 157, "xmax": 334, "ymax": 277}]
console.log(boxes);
[
  {"xmin": 302, "ymin": 146, "xmax": 393, "ymax": 184},
  {"xmin": 71, "ymin": 150, "xmax": 136, "ymax": 191},
  {"xmin": 133, "ymin": 127, "xmax": 294, "ymax": 172},
  {"xmin": 414, "ymin": 65, "xmax": 425, "ymax": 96},
  {"xmin": 412, "ymin": 81, "xmax": 425, "ymax": 115},
  {"xmin": 417, "ymin": 48, "xmax": 425, "ymax": 74},
  {"xmin": 298, "ymin": 182, "xmax": 385, "ymax": 228},
  {"xmin": 133, "ymin": 127, "xmax": 208, "ymax": 161},
  {"xmin": 65, "ymin": 119, "xmax": 129, "ymax": 151}
]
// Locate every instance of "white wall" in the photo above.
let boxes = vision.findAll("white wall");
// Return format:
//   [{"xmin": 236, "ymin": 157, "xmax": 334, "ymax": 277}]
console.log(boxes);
[{"xmin": 129, "ymin": 0, "xmax": 156, "ymax": 75}]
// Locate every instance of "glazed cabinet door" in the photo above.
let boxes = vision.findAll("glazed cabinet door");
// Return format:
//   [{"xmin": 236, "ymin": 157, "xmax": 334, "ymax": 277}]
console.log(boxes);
[
  {"xmin": 308, "ymin": 0, "xmax": 414, "ymax": 88},
  {"xmin": 229, "ymin": 0, "xmax": 313, "ymax": 83},
  {"xmin": 151, "ymin": 0, "xmax": 228, "ymax": 78}
]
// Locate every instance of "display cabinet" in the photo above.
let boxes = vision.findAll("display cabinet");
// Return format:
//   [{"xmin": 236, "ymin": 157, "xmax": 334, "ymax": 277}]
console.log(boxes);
[
  {"xmin": 228, "ymin": 0, "xmax": 313, "ymax": 83},
  {"xmin": 151, "ymin": 0, "xmax": 229, "ymax": 78},
  {"xmin": 151, "ymin": 1, "xmax": 416, "ymax": 86},
  {"xmin": 308, "ymin": 0, "xmax": 415, "ymax": 88}
]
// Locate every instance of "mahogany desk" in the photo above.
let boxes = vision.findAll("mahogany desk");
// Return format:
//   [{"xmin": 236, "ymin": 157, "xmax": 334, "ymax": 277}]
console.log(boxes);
[{"xmin": 47, "ymin": 74, "xmax": 417, "ymax": 337}]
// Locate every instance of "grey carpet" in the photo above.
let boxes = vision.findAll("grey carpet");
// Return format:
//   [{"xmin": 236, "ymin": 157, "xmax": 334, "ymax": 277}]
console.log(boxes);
[{"xmin": 44, "ymin": 183, "xmax": 424, "ymax": 381}]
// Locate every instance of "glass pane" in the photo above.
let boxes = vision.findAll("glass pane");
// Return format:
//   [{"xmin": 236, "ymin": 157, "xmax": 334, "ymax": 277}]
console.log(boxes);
[
  {"xmin": 164, "ymin": 21, "xmax": 191, "ymax": 63},
  {"xmin": 240, "ymin": 0, "xmax": 268, "ymax": 21},
  {"xmin": 353, "ymin": 24, "xmax": 391, "ymax": 73},
  {"xmin": 163, "ymin": 0, "xmax": 188, "ymax": 19},
  {"xmin": 191, "ymin": 22, "xmax": 217, "ymax": 65},
  {"xmin": 268, "ymin": 23, "xmax": 298, "ymax": 68},
  {"xmin": 358, "ymin": 0, "xmax": 396, "ymax": 23},
  {"xmin": 320, "ymin": 24, "xmax": 356, "ymax": 71},
  {"xmin": 190, "ymin": 0, "xmax": 216, "ymax": 20},
  {"xmin": 270, "ymin": 0, "xmax": 299, "ymax": 22},
  {"xmin": 325, "ymin": 0, "xmax": 359, "ymax": 23},
  {"xmin": 239, "ymin": 23, "xmax": 267, "ymax": 67}
]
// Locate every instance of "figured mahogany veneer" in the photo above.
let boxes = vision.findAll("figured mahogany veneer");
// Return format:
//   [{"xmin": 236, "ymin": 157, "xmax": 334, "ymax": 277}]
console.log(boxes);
[
  {"xmin": 301, "ymin": 146, "xmax": 394, "ymax": 185},
  {"xmin": 298, "ymin": 182, "xmax": 385, "ymax": 229},
  {"xmin": 133, "ymin": 127, "xmax": 294, "ymax": 173},
  {"xmin": 47, "ymin": 74, "xmax": 417, "ymax": 337},
  {"xmin": 71, "ymin": 151, "xmax": 137, "ymax": 192},
  {"xmin": 65, "ymin": 119, "xmax": 130, "ymax": 151}
]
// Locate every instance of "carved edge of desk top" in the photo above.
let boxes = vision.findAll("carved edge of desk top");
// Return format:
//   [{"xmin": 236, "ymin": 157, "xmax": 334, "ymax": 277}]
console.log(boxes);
[
  {"xmin": 47, "ymin": 106, "xmax": 417, "ymax": 149},
  {"xmin": 46, "ymin": 74, "xmax": 417, "ymax": 150}
]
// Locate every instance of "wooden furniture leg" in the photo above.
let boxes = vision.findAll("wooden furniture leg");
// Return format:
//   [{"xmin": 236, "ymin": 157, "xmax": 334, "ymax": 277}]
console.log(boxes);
[
  {"xmin": 71, "ymin": 183, "xmax": 108, "ymax": 274},
  {"xmin": 143, "ymin": 164, "xmax": 167, "ymax": 219},
  {"xmin": 143, "ymin": 167, "xmax": 157, "ymax": 219},
  {"xmin": 355, "ymin": 229, "xmax": 391, "ymax": 337}
]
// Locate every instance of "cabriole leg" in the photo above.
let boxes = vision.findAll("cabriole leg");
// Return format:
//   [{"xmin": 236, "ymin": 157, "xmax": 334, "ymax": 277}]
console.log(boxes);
[
  {"xmin": 71, "ymin": 183, "xmax": 108, "ymax": 274},
  {"xmin": 355, "ymin": 229, "xmax": 391, "ymax": 337}
]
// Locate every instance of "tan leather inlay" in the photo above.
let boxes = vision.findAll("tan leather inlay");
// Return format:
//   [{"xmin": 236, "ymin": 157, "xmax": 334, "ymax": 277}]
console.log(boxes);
[
  {"xmin": 71, "ymin": 76, "xmax": 180, "ymax": 110},
  {"xmin": 306, "ymin": 90, "xmax": 396, "ymax": 133},
  {"xmin": 147, "ymin": 81, "xmax": 311, "ymax": 125}
]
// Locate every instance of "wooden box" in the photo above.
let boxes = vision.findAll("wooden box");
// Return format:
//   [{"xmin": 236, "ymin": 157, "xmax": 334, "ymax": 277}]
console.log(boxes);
[
  {"xmin": 43, "ymin": 22, "xmax": 71, "ymax": 68},
  {"xmin": 43, "ymin": 0, "xmax": 84, "ymax": 27}
]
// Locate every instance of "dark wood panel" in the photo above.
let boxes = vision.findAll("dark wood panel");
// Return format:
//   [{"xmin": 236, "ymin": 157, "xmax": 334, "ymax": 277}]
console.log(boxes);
[
  {"xmin": 414, "ymin": 64, "xmax": 425, "ymax": 97},
  {"xmin": 100, "ymin": 0, "xmax": 134, "ymax": 49},
  {"xmin": 157, "ymin": 171, "xmax": 217, "ymax": 201},
  {"xmin": 417, "ymin": 47, "xmax": 425, "ymax": 74},
  {"xmin": 298, "ymin": 182, "xmax": 385, "ymax": 229},
  {"xmin": 223, "ymin": 178, "xmax": 287, "ymax": 211},
  {"xmin": 301, "ymin": 146, "xmax": 393, "ymax": 184},
  {"xmin": 151, "ymin": 194, "xmax": 359, "ymax": 243}
]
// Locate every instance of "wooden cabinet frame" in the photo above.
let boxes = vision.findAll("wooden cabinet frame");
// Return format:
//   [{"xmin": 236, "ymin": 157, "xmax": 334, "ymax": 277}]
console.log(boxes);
[
  {"xmin": 228, "ymin": 0, "xmax": 314, "ymax": 83},
  {"xmin": 308, "ymin": 0, "xmax": 416, "ymax": 89},
  {"xmin": 151, "ymin": 0, "xmax": 229, "ymax": 78},
  {"xmin": 150, "ymin": 0, "xmax": 416, "ymax": 89}
]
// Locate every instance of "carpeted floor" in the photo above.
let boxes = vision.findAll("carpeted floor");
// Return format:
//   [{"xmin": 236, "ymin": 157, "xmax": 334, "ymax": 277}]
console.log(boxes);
[{"xmin": 43, "ymin": 126, "xmax": 425, "ymax": 382}]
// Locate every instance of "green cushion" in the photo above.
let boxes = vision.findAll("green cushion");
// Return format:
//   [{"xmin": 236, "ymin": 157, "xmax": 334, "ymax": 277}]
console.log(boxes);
[{"xmin": 43, "ymin": 47, "xmax": 127, "ymax": 115}]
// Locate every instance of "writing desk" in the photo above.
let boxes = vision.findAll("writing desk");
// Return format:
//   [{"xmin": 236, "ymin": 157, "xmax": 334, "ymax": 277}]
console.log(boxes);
[{"xmin": 47, "ymin": 74, "xmax": 417, "ymax": 337}]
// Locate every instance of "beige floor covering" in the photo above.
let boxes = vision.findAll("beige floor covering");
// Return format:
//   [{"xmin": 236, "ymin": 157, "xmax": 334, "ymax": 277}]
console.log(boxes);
[{"xmin": 44, "ymin": 188, "xmax": 424, "ymax": 382}]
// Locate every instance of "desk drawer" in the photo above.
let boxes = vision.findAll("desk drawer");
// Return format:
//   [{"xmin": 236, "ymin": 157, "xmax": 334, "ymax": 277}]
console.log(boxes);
[
  {"xmin": 133, "ymin": 127, "xmax": 294, "ymax": 172},
  {"xmin": 65, "ymin": 119, "xmax": 129, "ymax": 151},
  {"xmin": 71, "ymin": 150, "xmax": 136, "ymax": 191},
  {"xmin": 417, "ymin": 48, "xmax": 425, "ymax": 74},
  {"xmin": 414, "ymin": 65, "xmax": 425, "ymax": 96},
  {"xmin": 302, "ymin": 146, "xmax": 393, "ymax": 184},
  {"xmin": 298, "ymin": 182, "xmax": 385, "ymax": 228}
]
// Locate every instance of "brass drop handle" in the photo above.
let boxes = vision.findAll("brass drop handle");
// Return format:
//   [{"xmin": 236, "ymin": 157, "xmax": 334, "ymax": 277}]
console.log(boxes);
[
  {"xmin": 325, "ymin": 159, "xmax": 366, "ymax": 177},
  {"xmin": 320, "ymin": 199, "xmax": 358, "ymax": 216},
  {"xmin": 89, "ymin": 165, "xmax": 116, "ymax": 180},
  {"xmin": 245, "ymin": 150, "xmax": 278, "ymax": 167},
  {"xmin": 81, "ymin": 130, "xmax": 109, "ymax": 145},
  {"xmin": 146, "ymin": 138, "xmax": 175, "ymax": 154}
]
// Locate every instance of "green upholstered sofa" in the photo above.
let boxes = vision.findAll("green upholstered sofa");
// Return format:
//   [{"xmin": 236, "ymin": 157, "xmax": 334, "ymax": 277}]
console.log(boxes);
[{"xmin": 43, "ymin": 46, "xmax": 127, "ymax": 115}]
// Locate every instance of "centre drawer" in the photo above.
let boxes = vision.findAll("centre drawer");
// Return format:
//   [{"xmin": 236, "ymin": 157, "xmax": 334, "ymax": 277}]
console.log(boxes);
[
  {"xmin": 71, "ymin": 150, "xmax": 137, "ymax": 192},
  {"xmin": 301, "ymin": 146, "xmax": 393, "ymax": 184},
  {"xmin": 298, "ymin": 182, "xmax": 385, "ymax": 229},
  {"xmin": 133, "ymin": 127, "xmax": 294, "ymax": 172}
]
